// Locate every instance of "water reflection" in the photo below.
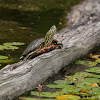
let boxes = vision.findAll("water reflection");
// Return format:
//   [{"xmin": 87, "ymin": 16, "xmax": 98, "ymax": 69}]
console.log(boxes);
[{"xmin": 0, "ymin": 0, "xmax": 82, "ymax": 68}]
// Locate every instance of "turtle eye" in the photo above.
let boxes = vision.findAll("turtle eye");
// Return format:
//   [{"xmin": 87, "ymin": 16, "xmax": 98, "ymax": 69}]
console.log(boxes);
[{"xmin": 54, "ymin": 43, "xmax": 57, "ymax": 45}]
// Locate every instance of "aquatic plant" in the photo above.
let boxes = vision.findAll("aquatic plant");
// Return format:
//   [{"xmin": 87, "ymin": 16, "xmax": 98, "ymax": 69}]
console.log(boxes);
[
  {"xmin": 19, "ymin": 51, "xmax": 100, "ymax": 100},
  {"xmin": 0, "ymin": 42, "xmax": 25, "ymax": 67}
]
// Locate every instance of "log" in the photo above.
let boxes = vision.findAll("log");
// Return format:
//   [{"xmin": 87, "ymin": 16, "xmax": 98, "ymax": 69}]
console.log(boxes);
[{"xmin": 0, "ymin": 0, "xmax": 100, "ymax": 100}]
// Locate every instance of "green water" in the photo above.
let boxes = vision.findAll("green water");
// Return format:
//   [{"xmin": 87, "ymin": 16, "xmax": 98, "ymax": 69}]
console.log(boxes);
[{"xmin": 0, "ymin": 0, "xmax": 82, "ymax": 68}]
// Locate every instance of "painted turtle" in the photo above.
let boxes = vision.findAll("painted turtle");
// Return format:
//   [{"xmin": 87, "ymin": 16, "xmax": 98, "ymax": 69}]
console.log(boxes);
[{"xmin": 20, "ymin": 25, "xmax": 63, "ymax": 61}]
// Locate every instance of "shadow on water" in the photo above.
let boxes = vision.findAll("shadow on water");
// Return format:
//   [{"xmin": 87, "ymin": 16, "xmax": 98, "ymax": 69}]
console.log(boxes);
[{"xmin": 0, "ymin": 7, "xmax": 65, "ymax": 33}]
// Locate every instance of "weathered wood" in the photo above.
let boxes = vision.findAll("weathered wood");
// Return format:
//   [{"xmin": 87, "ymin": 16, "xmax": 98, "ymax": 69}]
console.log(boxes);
[{"xmin": 0, "ymin": 0, "xmax": 100, "ymax": 100}]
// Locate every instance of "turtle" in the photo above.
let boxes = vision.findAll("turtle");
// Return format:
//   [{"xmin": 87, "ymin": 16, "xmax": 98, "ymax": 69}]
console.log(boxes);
[{"xmin": 20, "ymin": 25, "xmax": 63, "ymax": 61}]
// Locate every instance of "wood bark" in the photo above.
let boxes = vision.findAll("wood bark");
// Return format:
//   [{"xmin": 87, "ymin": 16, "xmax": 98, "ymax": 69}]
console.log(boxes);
[{"xmin": 0, "ymin": 0, "xmax": 100, "ymax": 100}]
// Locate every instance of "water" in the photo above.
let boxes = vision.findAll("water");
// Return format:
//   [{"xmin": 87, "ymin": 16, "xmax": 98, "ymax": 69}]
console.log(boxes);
[{"xmin": 0, "ymin": 0, "xmax": 82, "ymax": 68}]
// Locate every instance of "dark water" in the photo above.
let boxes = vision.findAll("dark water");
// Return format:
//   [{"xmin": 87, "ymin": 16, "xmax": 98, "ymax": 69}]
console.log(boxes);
[{"xmin": 0, "ymin": 0, "xmax": 82, "ymax": 68}]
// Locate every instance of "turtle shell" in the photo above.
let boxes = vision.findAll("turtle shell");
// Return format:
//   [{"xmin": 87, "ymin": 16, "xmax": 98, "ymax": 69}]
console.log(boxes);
[
  {"xmin": 20, "ymin": 38, "xmax": 44, "ymax": 60},
  {"xmin": 20, "ymin": 25, "xmax": 57, "ymax": 60}
]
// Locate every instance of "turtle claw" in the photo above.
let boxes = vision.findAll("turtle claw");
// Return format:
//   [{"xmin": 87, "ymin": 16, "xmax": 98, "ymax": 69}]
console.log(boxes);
[
  {"xmin": 54, "ymin": 42, "xmax": 63, "ymax": 49},
  {"xmin": 57, "ymin": 42, "xmax": 63, "ymax": 49}
]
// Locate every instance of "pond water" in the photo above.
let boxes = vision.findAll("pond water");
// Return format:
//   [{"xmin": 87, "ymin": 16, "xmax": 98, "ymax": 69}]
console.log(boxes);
[{"xmin": 0, "ymin": 0, "xmax": 82, "ymax": 68}]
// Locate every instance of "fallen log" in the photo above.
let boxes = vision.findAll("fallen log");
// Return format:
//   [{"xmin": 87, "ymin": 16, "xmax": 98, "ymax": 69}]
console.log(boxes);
[{"xmin": 0, "ymin": 0, "xmax": 100, "ymax": 100}]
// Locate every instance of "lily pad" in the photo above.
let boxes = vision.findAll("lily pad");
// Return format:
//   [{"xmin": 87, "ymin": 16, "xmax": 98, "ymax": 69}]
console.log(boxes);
[
  {"xmin": 90, "ymin": 95, "xmax": 100, "ymax": 99},
  {"xmin": 74, "ymin": 72, "xmax": 93, "ymax": 78},
  {"xmin": 47, "ymin": 84, "xmax": 68, "ymax": 88},
  {"xmin": 65, "ymin": 72, "xmax": 92, "ymax": 82},
  {"xmin": 4, "ymin": 46, "xmax": 19, "ymax": 50},
  {"xmin": 0, "ymin": 45, "xmax": 5, "ymax": 50},
  {"xmin": 91, "ymin": 83, "xmax": 99, "ymax": 87},
  {"xmin": 56, "ymin": 95, "xmax": 80, "ymax": 100},
  {"xmin": 0, "ymin": 55, "xmax": 8, "ymax": 60},
  {"xmin": 90, "ymin": 54, "xmax": 100, "ymax": 59},
  {"xmin": 96, "ymin": 59, "xmax": 100, "ymax": 63},
  {"xmin": 84, "ymin": 78, "xmax": 100, "ymax": 83},
  {"xmin": 3, "ymin": 42, "xmax": 25, "ymax": 46},
  {"xmin": 19, "ymin": 97, "xmax": 35, "ymax": 100},
  {"xmin": 0, "ymin": 59, "xmax": 12, "ymax": 63},
  {"xmin": 31, "ymin": 91, "xmax": 62, "ymax": 97},
  {"xmin": 75, "ymin": 82, "xmax": 92, "ymax": 88},
  {"xmin": 85, "ymin": 67, "xmax": 100, "ymax": 74},
  {"xmin": 62, "ymin": 86, "xmax": 80, "ymax": 93},
  {"xmin": 80, "ymin": 89, "xmax": 92, "ymax": 93},
  {"xmin": 87, "ymin": 61, "xmax": 98, "ymax": 67},
  {"xmin": 54, "ymin": 80, "xmax": 71, "ymax": 85},
  {"xmin": 91, "ymin": 74, "xmax": 100, "ymax": 79},
  {"xmin": 87, "ymin": 90, "xmax": 100, "ymax": 95},
  {"xmin": 65, "ymin": 76, "xmax": 78, "ymax": 81},
  {"xmin": 82, "ymin": 95, "xmax": 100, "ymax": 100},
  {"xmin": 75, "ymin": 60, "xmax": 86, "ymax": 65},
  {"xmin": 75, "ymin": 60, "xmax": 97, "ymax": 67},
  {"xmin": 19, "ymin": 97, "xmax": 57, "ymax": 100}
]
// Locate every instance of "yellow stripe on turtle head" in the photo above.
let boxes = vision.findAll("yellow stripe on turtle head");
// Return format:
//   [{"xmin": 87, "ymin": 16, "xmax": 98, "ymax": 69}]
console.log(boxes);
[{"xmin": 44, "ymin": 25, "xmax": 57, "ymax": 47}]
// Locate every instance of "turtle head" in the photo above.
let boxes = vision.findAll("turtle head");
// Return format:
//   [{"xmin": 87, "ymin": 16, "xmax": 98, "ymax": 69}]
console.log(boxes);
[
  {"xmin": 46, "ymin": 25, "xmax": 57, "ymax": 37},
  {"xmin": 44, "ymin": 25, "xmax": 57, "ymax": 47},
  {"xmin": 50, "ymin": 25, "xmax": 57, "ymax": 31}
]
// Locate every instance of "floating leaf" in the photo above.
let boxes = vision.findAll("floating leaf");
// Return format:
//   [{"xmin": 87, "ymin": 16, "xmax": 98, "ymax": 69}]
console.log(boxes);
[
  {"xmin": 0, "ymin": 59, "xmax": 12, "ymax": 63},
  {"xmin": 19, "ymin": 97, "xmax": 36, "ymax": 100},
  {"xmin": 90, "ymin": 54, "xmax": 100, "ymax": 59},
  {"xmin": 0, "ymin": 45, "xmax": 5, "ymax": 50},
  {"xmin": 87, "ymin": 89, "xmax": 100, "ymax": 95},
  {"xmin": 80, "ymin": 89, "xmax": 92, "ymax": 93},
  {"xmin": 3, "ymin": 42, "xmax": 25, "ymax": 46},
  {"xmin": 75, "ymin": 60, "xmax": 86, "ymax": 65},
  {"xmin": 4, "ymin": 45, "xmax": 19, "ymax": 50},
  {"xmin": 74, "ymin": 86, "xmax": 100, "ymax": 96},
  {"xmin": 87, "ymin": 61, "xmax": 98, "ymax": 67},
  {"xmin": 21, "ymin": 65, "xmax": 100, "ymax": 100},
  {"xmin": 96, "ymin": 59, "xmax": 100, "ymax": 63},
  {"xmin": 62, "ymin": 86, "xmax": 80, "ymax": 93},
  {"xmin": 90, "ymin": 95, "xmax": 100, "ymax": 99},
  {"xmin": 75, "ymin": 60, "xmax": 97, "ymax": 67},
  {"xmin": 74, "ymin": 72, "xmax": 93, "ymax": 78},
  {"xmin": 75, "ymin": 82, "xmax": 92, "ymax": 88},
  {"xmin": 84, "ymin": 78, "xmax": 100, "ymax": 83},
  {"xmin": 31, "ymin": 91, "xmax": 62, "ymax": 98},
  {"xmin": 54, "ymin": 80, "xmax": 71, "ymax": 85},
  {"xmin": 85, "ymin": 67, "xmax": 100, "ymax": 74},
  {"xmin": 75, "ymin": 92, "xmax": 92, "ymax": 97},
  {"xmin": 91, "ymin": 74, "xmax": 100, "ymax": 78},
  {"xmin": 19, "ymin": 97, "xmax": 57, "ymax": 100},
  {"xmin": 65, "ymin": 76, "xmax": 78, "ymax": 81},
  {"xmin": 91, "ymin": 83, "xmax": 99, "ymax": 87},
  {"xmin": 70, "ymin": 87, "xmax": 74, "ymax": 89},
  {"xmin": 65, "ymin": 72, "xmax": 93, "ymax": 82},
  {"xmin": 47, "ymin": 84, "xmax": 68, "ymax": 88},
  {"xmin": 56, "ymin": 95, "xmax": 80, "ymax": 100},
  {"xmin": 0, "ymin": 55, "xmax": 8, "ymax": 60}
]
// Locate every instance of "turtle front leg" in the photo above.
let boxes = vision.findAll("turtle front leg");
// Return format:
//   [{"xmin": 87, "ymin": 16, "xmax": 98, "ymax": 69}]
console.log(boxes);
[
  {"xmin": 56, "ymin": 42, "xmax": 63, "ymax": 49},
  {"xmin": 53, "ymin": 39, "xmax": 63, "ymax": 49}
]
